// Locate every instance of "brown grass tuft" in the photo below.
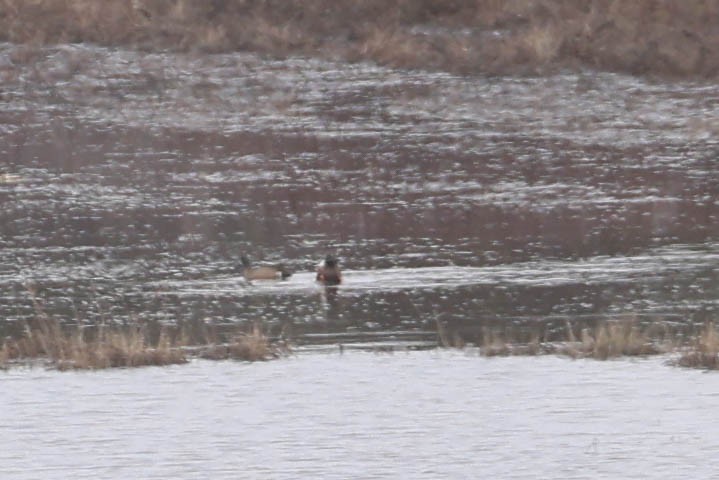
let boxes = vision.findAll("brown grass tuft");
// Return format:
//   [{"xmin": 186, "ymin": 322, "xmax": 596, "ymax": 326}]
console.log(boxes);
[
  {"xmin": 480, "ymin": 329, "xmax": 548, "ymax": 357},
  {"xmin": 475, "ymin": 319, "xmax": 672, "ymax": 360},
  {"xmin": 0, "ymin": 340, "xmax": 10, "ymax": 369},
  {"xmin": 0, "ymin": 318, "xmax": 281, "ymax": 370},
  {"xmin": 676, "ymin": 323, "xmax": 719, "ymax": 370},
  {"xmin": 564, "ymin": 320, "xmax": 664, "ymax": 360},
  {"xmin": 1, "ymin": 319, "xmax": 187, "ymax": 370},
  {"xmin": 521, "ymin": 24, "xmax": 564, "ymax": 65},
  {"xmin": 2, "ymin": 0, "xmax": 719, "ymax": 76},
  {"xmin": 480, "ymin": 328, "xmax": 512, "ymax": 357},
  {"xmin": 198, "ymin": 324, "xmax": 278, "ymax": 362}
]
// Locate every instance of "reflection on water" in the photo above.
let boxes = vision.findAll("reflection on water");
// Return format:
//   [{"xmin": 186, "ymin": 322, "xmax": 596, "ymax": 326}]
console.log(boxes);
[
  {"xmin": 2, "ymin": 351, "xmax": 719, "ymax": 479},
  {"xmin": 1, "ymin": 44, "xmax": 719, "ymax": 342}
]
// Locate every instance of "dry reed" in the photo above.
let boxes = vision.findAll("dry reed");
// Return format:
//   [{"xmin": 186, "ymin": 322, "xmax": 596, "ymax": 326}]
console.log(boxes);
[
  {"xmin": 0, "ymin": 318, "xmax": 278, "ymax": 370},
  {"xmin": 675, "ymin": 323, "xmax": 719, "ymax": 370},
  {"xmin": 197, "ymin": 324, "xmax": 278, "ymax": 361},
  {"xmin": 473, "ymin": 319, "xmax": 673, "ymax": 360},
  {"xmin": 562, "ymin": 320, "xmax": 665, "ymax": 360},
  {"xmin": 1, "ymin": 0, "xmax": 719, "ymax": 77},
  {"xmin": 480, "ymin": 329, "xmax": 546, "ymax": 357},
  {"xmin": 1, "ymin": 319, "xmax": 186, "ymax": 370}
]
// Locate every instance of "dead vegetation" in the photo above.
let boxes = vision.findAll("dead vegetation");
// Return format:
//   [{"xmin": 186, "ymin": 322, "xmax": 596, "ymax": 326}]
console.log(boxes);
[
  {"xmin": 558, "ymin": 320, "xmax": 667, "ymax": 360},
  {"xmin": 477, "ymin": 319, "xmax": 668, "ymax": 360},
  {"xmin": 1, "ymin": 0, "xmax": 719, "ymax": 76},
  {"xmin": 439, "ymin": 317, "xmax": 719, "ymax": 366},
  {"xmin": 195, "ymin": 323, "xmax": 281, "ymax": 361},
  {"xmin": 675, "ymin": 323, "xmax": 719, "ymax": 370},
  {"xmin": 0, "ymin": 318, "xmax": 279, "ymax": 370},
  {"xmin": 0, "ymin": 320, "xmax": 186, "ymax": 370},
  {"xmin": 3, "ymin": 312, "xmax": 717, "ymax": 371}
]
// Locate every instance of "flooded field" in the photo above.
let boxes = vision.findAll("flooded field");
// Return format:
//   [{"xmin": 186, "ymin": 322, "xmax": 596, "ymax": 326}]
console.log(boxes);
[
  {"xmin": 2, "ymin": 43, "xmax": 719, "ymax": 344},
  {"xmin": 4, "ymin": 350, "xmax": 719, "ymax": 479}
]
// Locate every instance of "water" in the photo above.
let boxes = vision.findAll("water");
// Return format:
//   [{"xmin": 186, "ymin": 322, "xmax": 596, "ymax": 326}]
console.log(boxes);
[
  {"xmin": 1, "ymin": 43, "xmax": 718, "ymax": 342},
  {"xmin": 2, "ymin": 42, "xmax": 719, "ymax": 477},
  {"xmin": 2, "ymin": 350, "xmax": 719, "ymax": 479}
]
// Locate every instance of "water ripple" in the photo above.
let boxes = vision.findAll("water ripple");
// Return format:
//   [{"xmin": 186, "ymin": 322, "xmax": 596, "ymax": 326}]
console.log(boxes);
[{"xmin": 2, "ymin": 352, "xmax": 719, "ymax": 479}]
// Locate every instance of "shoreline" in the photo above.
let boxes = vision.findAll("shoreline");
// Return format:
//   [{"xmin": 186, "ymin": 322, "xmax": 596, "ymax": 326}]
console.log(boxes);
[
  {"xmin": 3, "ymin": 318, "xmax": 718, "ymax": 371},
  {"xmin": 1, "ymin": 0, "xmax": 718, "ymax": 78}
]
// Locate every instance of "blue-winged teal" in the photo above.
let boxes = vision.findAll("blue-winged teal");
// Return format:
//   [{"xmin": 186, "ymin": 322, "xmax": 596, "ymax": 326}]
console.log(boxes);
[
  {"xmin": 240, "ymin": 255, "xmax": 292, "ymax": 281},
  {"xmin": 316, "ymin": 255, "xmax": 342, "ymax": 285}
]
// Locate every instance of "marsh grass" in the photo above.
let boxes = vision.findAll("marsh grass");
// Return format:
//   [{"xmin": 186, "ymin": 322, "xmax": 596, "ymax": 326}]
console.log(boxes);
[
  {"xmin": 480, "ymin": 329, "xmax": 546, "ymax": 357},
  {"xmin": 194, "ymin": 322, "xmax": 280, "ymax": 361},
  {"xmin": 0, "ymin": 318, "xmax": 186, "ymax": 370},
  {"xmin": 0, "ymin": 341, "xmax": 9, "ymax": 370},
  {"xmin": 675, "ymin": 323, "xmax": 719, "ymax": 370},
  {"xmin": 2, "ymin": 0, "xmax": 719, "ymax": 76},
  {"xmin": 0, "ymin": 318, "xmax": 278, "ymax": 370},
  {"xmin": 466, "ymin": 318, "xmax": 675, "ymax": 360},
  {"xmin": 561, "ymin": 320, "xmax": 666, "ymax": 360}
]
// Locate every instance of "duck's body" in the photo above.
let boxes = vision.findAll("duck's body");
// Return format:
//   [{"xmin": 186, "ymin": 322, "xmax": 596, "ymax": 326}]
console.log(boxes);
[
  {"xmin": 240, "ymin": 255, "xmax": 292, "ymax": 281},
  {"xmin": 316, "ymin": 255, "xmax": 342, "ymax": 285}
]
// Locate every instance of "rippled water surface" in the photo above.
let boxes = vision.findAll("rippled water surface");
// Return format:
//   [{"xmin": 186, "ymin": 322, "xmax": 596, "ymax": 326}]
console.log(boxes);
[
  {"xmin": 2, "ymin": 43, "xmax": 719, "ymax": 342},
  {"xmin": 3, "ymin": 351, "xmax": 719, "ymax": 479}
]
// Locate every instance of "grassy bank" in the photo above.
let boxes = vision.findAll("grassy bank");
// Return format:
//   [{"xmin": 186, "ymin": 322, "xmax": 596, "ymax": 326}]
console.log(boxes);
[{"xmin": 1, "ymin": 0, "xmax": 718, "ymax": 76}]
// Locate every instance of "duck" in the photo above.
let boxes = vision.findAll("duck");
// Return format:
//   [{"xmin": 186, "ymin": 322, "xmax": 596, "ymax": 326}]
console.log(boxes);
[
  {"xmin": 240, "ymin": 255, "xmax": 292, "ymax": 281},
  {"xmin": 316, "ymin": 254, "xmax": 342, "ymax": 285}
]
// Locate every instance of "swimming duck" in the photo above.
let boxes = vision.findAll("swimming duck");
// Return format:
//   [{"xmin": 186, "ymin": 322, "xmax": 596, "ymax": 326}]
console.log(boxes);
[
  {"xmin": 240, "ymin": 255, "xmax": 292, "ymax": 281},
  {"xmin": 316, "ymin": 255, "xmax": 342, "ymax": 285}
]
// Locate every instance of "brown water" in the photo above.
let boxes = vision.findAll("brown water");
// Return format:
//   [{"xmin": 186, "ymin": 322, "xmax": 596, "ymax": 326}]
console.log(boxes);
[{"xmin": 1, "ymin": 43, "xmax": 719, "ymax": 344}]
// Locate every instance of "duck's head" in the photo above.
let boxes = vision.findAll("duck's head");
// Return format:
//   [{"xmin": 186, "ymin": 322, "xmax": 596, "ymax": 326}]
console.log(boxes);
[
  {"xmin": 324, "ymin": 255, "xmax": 338, "ymax": 268},
  {"xmin": 240, "ymin": 255, "xmax": 251, "ymax": 268},
  {"xmin": 278, "ymin": 265, "xmax": 292, "ymax": 280}
]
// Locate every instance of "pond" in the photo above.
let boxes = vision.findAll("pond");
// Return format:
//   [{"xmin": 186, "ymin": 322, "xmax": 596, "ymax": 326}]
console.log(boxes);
[
  {"xmin": 1, "ymin": 44, "xmax": 718, "ymax": 344},
  {"xmin": 2, "ymin": 42, "xmax": 719, "ymax": 479},
  {"xmin": 2, "ymin": 350, "xmax": 718, "ymax": 479}
]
